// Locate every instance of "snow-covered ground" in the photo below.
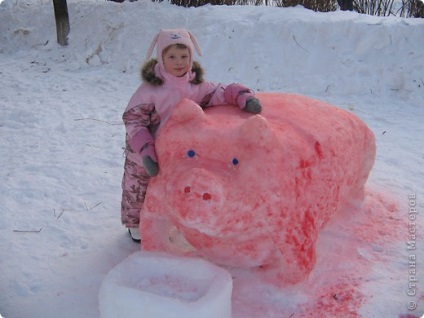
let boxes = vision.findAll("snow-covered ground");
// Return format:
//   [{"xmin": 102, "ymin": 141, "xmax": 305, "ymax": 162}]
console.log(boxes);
[{"xmin": 0, "ymin": 0, "xmax": 423, "ymax": 317}]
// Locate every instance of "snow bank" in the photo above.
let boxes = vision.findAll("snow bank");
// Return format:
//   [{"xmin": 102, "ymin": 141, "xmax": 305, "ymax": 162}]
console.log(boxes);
[
  {"xmin": 1, "ymin": 0, "xmax": 423, "ymax": 99},
  {"xmin": 0, "ymin": 0, "xmax": 423, "ymax": 317}
]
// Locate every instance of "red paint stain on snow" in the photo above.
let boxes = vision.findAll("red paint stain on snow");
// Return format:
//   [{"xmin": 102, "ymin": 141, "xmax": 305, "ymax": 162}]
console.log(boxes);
[
  {"xmin": 303, "ymin": 282, "xmax": 365, "ymax": 318},
  {"xmin": 230, "ymin": 189, "xmax": 407, "ymax": 318},
  {"xmin": 347, "ymin": 191, "xmax": 405, "ymax": 244},
  {"xmin": 295, "ymin": 190, "xmax": 403, "ymax": 317},
  {"xmin": 230, "ymin": 190, "xmax": 408, "ymax": 318}
]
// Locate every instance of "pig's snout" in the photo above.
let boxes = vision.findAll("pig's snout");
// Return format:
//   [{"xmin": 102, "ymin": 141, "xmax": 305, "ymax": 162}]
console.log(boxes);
[
  {"xmin": 175, "ymin": 168, "xmax": 226, "ymax": 235},
  {"xmin": 184, "ymin": 185, "xmax": 212, "ymax": 201},
  {"xmin": 179, "ymin": 168, "xmax": 224, "ymax": 204}
]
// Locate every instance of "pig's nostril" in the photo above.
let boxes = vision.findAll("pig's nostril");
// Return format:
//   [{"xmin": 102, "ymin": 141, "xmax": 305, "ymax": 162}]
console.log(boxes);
[
  {"xmin": 184, "ymin": 186, "xmax": 191, "ymax": 194},
  {"xmin": 202, "ymin": 193, "xmax": 212, "ymax": 200}
]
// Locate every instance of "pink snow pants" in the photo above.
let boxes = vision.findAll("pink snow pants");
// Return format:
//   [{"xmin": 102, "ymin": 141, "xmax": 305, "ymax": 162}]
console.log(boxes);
[{"xmin": 120, "ymin": 158, "xmax": 151, "ymax": 228}]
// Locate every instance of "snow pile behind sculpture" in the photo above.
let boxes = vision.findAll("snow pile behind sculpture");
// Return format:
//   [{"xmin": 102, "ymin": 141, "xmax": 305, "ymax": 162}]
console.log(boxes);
[{"xmin": 140, "ymin": 92, "xmax": 376, "ymax": 285}]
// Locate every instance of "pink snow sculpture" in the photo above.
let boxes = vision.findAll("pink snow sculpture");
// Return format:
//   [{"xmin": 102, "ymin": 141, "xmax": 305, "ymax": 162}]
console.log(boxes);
[{"xmin": 140, "ymin": 93, "xmax": 376, "ymax": 285}]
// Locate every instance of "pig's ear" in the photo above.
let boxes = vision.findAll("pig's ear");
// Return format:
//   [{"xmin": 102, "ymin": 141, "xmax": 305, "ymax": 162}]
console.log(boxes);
[
  {"xmin": 238, "ymin": 115, "xmax": 276, "ymax": 146},
  {"xmin": 169, "ymin": 98, "xmax": 206, "ymax": 124}
]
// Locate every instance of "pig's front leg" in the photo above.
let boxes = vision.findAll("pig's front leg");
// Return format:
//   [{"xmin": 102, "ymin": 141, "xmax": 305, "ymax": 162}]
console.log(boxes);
[
  {"xmin": 140, "ymin": 213, "xmax": 199, "ymax": 257},
  {"xmin": 139, "ymin": 214, "xmax": 174, "ymax": 252},
  {"xmin": 254, "ymin": 241, "xmax": 316, "ymax": 286}
]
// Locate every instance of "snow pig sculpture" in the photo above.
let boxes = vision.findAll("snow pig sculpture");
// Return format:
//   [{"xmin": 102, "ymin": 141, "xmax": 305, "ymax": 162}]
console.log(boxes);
[{"xmin": 139, "ymin": 92, "xmax": 376, "ymax": 285}]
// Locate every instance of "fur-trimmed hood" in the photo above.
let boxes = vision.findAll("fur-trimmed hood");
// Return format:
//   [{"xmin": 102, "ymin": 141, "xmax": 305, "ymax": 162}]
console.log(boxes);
[{"xmin": 141, "ymin": 58, "xmax": 204, "ymax": 86}]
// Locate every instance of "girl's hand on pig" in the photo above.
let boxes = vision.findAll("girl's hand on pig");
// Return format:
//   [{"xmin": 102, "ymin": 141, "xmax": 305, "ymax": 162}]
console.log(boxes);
[
  {"xmin": 244, "ymin": 97, "xmax": 262, "ymax": 114},
  {"xmin": 143, "ymin": 155, "xmax": 159, "ymax": 177},
  {"xmin": 140, "ymin": 142, "xmax": 159, "ymax": 177}
]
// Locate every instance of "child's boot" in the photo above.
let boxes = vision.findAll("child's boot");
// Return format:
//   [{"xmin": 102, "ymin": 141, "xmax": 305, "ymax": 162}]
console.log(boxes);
[{"xmin": 128, "ymin": 227, "xmax": 141, "ymax": 243}]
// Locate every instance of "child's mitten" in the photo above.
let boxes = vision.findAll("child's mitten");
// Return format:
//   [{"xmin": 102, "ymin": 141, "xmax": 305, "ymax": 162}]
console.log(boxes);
[
  {"xmin": 224, "ymin": 83, "xmax": 262, "ymax": 114},
  {"xmin": 141, "ymin": 142, "xmax": 159, "ymax": 177},
  {"xmin": 244, "ymin": 97, "xmax": 262, "ymax": 114},
  {"xmin": 143, "ymin": 156, "xmax": 159, "ymax": 177}
]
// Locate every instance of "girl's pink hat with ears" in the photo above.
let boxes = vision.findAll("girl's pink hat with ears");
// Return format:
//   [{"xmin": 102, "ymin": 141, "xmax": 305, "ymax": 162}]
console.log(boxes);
[{"xmin": 145, "ymin": 29, "xmax": 202, "ymax": 71}]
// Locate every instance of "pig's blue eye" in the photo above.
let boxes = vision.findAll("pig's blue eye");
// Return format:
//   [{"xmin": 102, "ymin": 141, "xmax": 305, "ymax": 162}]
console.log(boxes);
[
  {"xmin": 187, "ymin": 150, "xmax": 196, "ymax": 158},
  {"xmin": 232, "ymin": 158, "xmax": 239, "ymax": 165}
]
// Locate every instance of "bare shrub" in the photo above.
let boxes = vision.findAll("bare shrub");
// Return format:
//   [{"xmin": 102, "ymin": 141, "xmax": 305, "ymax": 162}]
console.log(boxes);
[
  {"xmin": 153, "ymin": 0, "xmax": 423, "ymax": 17},
  {"xmin": 166, "ymin": 0, "xmax": 253, "ymax": 6},
  {"xmin": 160, "ymin": 0, "xmax": 337, "ymax": 7},
  {"xmin": 169, "ymin": 0, "xmax": 228, "ymax": 6},
  {"xmin": 398, "ymin": 0, "xmax": 424, "ymax": 17},
  {"xmin": 274, "ymin": 0, "xmax": 338, "ymax": 12},
  {"xmin": 353, "ymin": 0, "xmax": 396, "ymax": 16}
]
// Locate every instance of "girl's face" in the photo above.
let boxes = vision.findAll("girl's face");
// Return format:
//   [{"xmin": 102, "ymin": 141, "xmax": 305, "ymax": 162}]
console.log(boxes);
[{"xmin": 162, "ymin": 45, "xmax": 190, "ymax": 77}]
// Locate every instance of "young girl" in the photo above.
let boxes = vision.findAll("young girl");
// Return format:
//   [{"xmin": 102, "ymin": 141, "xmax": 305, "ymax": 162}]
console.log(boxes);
[{"xmin": 121, "ymin": 29, "xmax": 262, "ymax": 242}]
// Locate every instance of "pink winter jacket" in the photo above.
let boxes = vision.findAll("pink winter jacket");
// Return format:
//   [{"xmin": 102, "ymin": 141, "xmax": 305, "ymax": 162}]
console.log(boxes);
[{"xmin": 123, "ymin": 59, "xmax": 237, "ymax": 164}]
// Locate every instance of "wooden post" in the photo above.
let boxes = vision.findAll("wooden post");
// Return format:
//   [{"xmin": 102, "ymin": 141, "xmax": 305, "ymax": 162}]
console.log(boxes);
[{"xmin": 53, "ymin": 0, "xmax": 70, "ymax": 46}]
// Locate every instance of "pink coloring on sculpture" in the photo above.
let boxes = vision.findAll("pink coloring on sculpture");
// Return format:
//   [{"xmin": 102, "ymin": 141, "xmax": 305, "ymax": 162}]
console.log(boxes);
[{"xmin": 139, "ymin": 92, "xmax": 376, "ymax": 285}]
